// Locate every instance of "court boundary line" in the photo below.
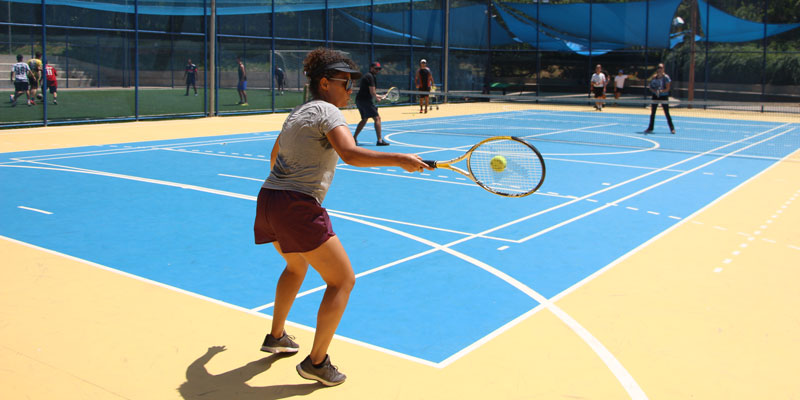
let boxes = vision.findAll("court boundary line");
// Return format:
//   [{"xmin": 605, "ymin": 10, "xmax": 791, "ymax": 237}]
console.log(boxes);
[{"xmin": 0, "ymin": 134, "xmax": 277, "ymax": 165}]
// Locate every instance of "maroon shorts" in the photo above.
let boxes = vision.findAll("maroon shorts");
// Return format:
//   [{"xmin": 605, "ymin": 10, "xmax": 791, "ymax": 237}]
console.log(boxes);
[{"xmin": 254, "ymin": 188, "xmax": 335, "ymax": 253}]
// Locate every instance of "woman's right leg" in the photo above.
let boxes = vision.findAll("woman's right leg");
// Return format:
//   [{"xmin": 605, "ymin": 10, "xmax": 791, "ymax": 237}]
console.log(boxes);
[
  {"xmin": 271, "ymin": 242, "xmax": 309, "ymax": 338},
  {"xmin": 300, "ymin": 235, "xmax": 356, "ymax": 365},
  {"xmin": 647, "ymin": 101, "xmax": 658, "ymax": 130}
]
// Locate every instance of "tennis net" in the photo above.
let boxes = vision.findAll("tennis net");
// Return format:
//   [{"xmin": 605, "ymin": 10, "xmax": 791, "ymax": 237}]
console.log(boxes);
[{"xmin": 391, "ymin": 90, "xmax": 800, "ymax": 162}]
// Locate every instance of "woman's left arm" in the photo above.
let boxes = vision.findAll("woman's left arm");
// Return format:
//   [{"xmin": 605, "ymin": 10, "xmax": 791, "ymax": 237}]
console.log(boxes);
[{"xmin": 269, "ymin": 134, "xmax": 281, "ymax": 170}]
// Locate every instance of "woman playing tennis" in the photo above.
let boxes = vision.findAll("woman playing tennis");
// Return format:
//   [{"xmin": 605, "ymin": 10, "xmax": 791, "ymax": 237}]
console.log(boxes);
[{"xmin": 254, "ymin": 48, "xmax": 432, "ymax": 386}]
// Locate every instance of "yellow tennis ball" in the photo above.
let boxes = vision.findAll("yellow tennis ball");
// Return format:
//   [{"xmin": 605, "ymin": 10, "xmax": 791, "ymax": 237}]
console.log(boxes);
[{"xmin": 490, "ymin": 155, "xmax": 507, "ymax": 172}]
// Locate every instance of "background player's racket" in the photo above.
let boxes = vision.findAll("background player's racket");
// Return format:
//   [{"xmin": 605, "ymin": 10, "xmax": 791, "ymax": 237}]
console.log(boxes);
[
  {"xmin": 384, "ymin": 87, "xmax": 399, "ymax": 103},
  {"xmin": 423, "ymin": 136, "xmax": 545, "ymax": 197}
]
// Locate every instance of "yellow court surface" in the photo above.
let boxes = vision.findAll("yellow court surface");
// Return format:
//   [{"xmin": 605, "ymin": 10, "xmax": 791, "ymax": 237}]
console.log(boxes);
[{"xmin": 2, "ymin": 104, "xmax": 800, "ymax": 399}]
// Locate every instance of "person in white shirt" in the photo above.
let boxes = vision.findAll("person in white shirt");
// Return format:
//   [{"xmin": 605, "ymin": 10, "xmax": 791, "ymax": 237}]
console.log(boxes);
[
  {"xmin": 613, "ymin": 69, "xmax": 628, "ymax": 100},
  {"xmin": 588, "ymin": 64, "xmax": 607, "ymax": 111},
  {"xmin": 9, "ymin": 54, "xmax": 32, "ymax": 107}
]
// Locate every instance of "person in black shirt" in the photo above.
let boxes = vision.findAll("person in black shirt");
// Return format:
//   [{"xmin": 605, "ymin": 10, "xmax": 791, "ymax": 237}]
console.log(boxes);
[
  {"xmin": 184, "ymin": 59, "xmax": 198, "ymax": 96},
  {"xmin": 415, "ymin": 59, "xmax": 433, "ymax": 113},
  {"xmin": 353, "ymin": 62, "xmax": 388, "ymax": 146},
  {"xmin": 274, "ymin": 66, "xmax": 285, "ymax": 95}
]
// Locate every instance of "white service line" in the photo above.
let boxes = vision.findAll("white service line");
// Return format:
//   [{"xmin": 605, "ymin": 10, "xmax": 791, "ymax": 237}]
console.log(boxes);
[
  {"xmin": 17, "ymin": 206, "xmax": 53, "ymax": 215},
  {"xmin": 162, "ymin": 148, "xmax": 267, "ymax": 161},
  {"xmin": 218, "ymin": 173, "xmax": 262, "ymax": 182}
]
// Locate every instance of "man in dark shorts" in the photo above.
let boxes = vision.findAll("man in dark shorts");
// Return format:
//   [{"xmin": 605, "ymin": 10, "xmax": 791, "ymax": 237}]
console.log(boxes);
[
  {"xmin": 415, "ymin": 59, "xmax": 433, "ymax": 113},
  {"xmin": 184, "ymin": 58, "xmax": 198, "ymax": 96},
  {"xmin": 352, "ymin": 62, "xmax": 388, "ymax": 146},
  {"xmin": 10, "ymin": 54, "xmax": 31, "ymax": 107}
]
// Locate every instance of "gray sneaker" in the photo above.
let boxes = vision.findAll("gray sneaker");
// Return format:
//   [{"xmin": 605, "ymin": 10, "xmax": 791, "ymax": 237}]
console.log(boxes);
[
  {"xmin": 296, "ymin": 355, "xmax": 346, "ymax": 386},
  {"xmin": 260, "ymin": 332, "xmax": 299, "ymax": 354}
]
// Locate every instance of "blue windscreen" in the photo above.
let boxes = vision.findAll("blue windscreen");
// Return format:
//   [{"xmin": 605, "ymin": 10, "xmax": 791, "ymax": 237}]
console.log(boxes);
[{"xmin": 697, "ymin": 0, "xmax": 800, "ymax": 43}]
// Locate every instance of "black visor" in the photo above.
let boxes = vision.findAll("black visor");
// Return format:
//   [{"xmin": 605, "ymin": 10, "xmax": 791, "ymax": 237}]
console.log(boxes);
[{"xmin": 311, "ymin": 61, "xmax": 362, "ymax": 80}]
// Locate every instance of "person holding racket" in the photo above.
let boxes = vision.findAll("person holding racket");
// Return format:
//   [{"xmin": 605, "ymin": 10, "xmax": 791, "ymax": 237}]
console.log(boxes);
[
  {"xmin": 254, "ymin": 48, "xmax": 431, "ymax": 386},
  {"xmin": 353, "ymin": 61, "xmax": 388, "ymax": 146},
  {"xmin": 644, "ymin": 63, "xmax": 675, "ymax": 134}
]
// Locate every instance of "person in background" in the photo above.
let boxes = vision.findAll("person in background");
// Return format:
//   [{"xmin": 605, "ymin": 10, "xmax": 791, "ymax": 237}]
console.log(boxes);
[
  {"xmin": 415, "ymin": 59, "xmax": 433, "ymax": 114},
  {"xmin": 237, "ymin": 56, "xmax": 248, "ymax": 106},
  {"xmin": 9, "ymin": 54, "xmax": 31, "ymax": 107},
  {"xmin": 184, "ymin": 58, "xmax": 198, "ymax": 96},
  {"xmin": 44, "ymin": 62, "xmax": 59, "ymax": 105},
  {"xmin": 644, "ymin": 63, "xmax": 675, "ymax": 134},
  {"xmin": 589, "ymin": 63, "xmax": 607, "ymax": 111},
  {"xmin": 353, "ymin": 62, "xmax": 388, "ymax": 146},
  {"xmin": 613, "ymin": 69, "xmax": 628, "ymax": 101},
  {"xmin": 27, "ymin": 51, "xmax": 43, "ymax": 105},
  {"xmin": 274, "ymin": 66, "xmax": 286, "ymax": 95}
]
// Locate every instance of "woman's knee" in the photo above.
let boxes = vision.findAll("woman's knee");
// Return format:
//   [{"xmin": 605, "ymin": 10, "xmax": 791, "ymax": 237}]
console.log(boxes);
[{"xmin": 328, "ymin": 270, "xmax": 356, "ymax": 293}]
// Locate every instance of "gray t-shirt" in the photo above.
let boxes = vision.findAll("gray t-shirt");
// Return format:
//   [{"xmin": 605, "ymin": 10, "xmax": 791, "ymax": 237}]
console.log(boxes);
[{"xmin": 262, "ymin": 100, "xmax": 348, "ymax": 204}]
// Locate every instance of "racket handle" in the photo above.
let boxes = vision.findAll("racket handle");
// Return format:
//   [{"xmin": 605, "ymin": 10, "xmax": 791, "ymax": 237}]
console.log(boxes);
[{"xmin": 422, "ymin": 160, "xmax": 437, "ymax": 168}]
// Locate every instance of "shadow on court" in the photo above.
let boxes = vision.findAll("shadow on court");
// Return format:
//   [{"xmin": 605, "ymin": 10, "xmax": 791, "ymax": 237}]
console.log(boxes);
[{"xmin": 178, "ymin": 346, "xmax": 322, "ymax": 400}]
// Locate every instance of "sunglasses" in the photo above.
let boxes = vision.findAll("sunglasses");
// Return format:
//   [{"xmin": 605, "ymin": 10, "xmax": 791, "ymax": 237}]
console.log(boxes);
[{"xmin": 327, "ymin": 77, "xmax": 353, "ymax": 91}]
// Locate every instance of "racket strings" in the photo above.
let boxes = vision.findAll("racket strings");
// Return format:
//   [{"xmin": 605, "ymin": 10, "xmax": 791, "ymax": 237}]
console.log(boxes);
[
  {"xmin": 468, "ymin": 140, "xmax": 544, "ymax": 196},
  {"xmin": 385, "ymin": 88, "xmax": 399, "ymax": 102}
]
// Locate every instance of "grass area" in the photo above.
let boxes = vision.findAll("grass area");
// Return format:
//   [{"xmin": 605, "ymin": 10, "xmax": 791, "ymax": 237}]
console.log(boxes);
[{"xmin": 1, "ymin": 88, "xmax": 306, "ymax": 126}]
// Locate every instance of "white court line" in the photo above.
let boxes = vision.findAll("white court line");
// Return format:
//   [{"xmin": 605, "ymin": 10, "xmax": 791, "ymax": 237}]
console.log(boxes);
[
  {"xmin": 329, "ymin": 209, "xmax": 515, "ymax": 242},
  {"xmin": 161, "ymin": 148, "xmax": 267, "ymax": 161},
  {"xmin": 17, "ymin": 206, "xmax": 52, "ymax": 215},
  {"xmin": 7, "ymin": 135, "xmax": 276, "ymax": 163},
  {"xmin": 218, "ymin": 173, "xmax": 262, "ymax": 181}
]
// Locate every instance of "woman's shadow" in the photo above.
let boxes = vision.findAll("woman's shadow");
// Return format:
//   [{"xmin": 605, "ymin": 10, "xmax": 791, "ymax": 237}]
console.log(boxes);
[{"xmin": 178, "ymin": 346, "xmax": 322, "ymax": 400}]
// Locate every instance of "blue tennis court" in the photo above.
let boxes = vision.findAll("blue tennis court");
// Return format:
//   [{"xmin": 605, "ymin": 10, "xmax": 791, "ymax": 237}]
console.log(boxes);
[{"xmin": 1, "ymin": 107, "xmax": 797, "ymax": 367}]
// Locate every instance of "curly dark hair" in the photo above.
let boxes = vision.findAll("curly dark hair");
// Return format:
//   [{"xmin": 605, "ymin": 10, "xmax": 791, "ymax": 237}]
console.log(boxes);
[{"xmin": 303, "ymin": 47, "xmax": 358, "ymax": 98}]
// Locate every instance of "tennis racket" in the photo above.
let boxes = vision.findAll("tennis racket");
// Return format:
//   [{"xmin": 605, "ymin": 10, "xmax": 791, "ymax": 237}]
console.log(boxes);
[
  {"xmin": 384, "ymin": 87, "xmax": 399, "ymax": 103},
  {"xmin": 423, "ymin": 136, "xmax": 545, "ymax": 198}
]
